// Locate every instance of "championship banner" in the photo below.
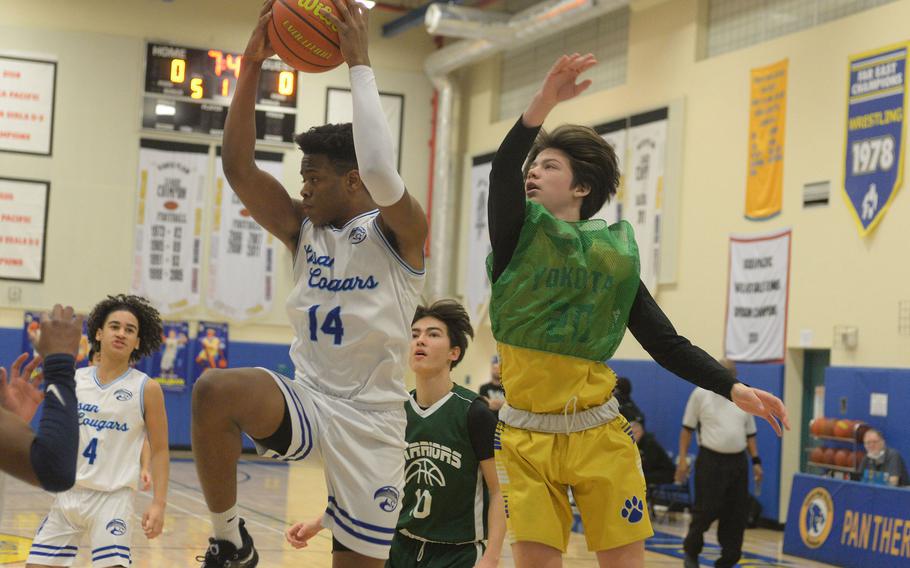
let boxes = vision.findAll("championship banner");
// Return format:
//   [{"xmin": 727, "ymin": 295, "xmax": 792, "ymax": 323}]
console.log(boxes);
[
  {"xmin": 844, "ymin": 43, "xmax": 906, "ymax": 236},
  {"xmin": 594, "ymin": 118, "xmax": 628, "ymax": 225},
  {"xmin": 0, "ymin": 177, "xmax": 48, "ymax": 281},
  {"xmin": 746, "ymin": 59, "xmax": 788, "ymax": 220},
  {"xmin": 208, "ymin": 150, "xmax": 279, "ymax": 321},
  {"xmin": 0, "ymin": 54, "xmax": 56, "ymax": 156},
  {"xmin": 194, "ymin": 321, "xmax": 228, "ymax": 381},
  {"xmin": 724, "ymin": 229, "xmax": 791, "ymax": 362},
  {"xmin": 626, "ymin": 110, "xmax": 667, "ymax": 292},
  {"xmin": 464, "ymin": 153, "xmax": 494, "ymax": 324},
  {"xmin": 136, "ymin": 322, "xmax": 189, "ymax": 392},
  {"xmin": 131, "ymin": 139, "xmax": 207, "ymax": 316},
  {"xmin": 23, "ymin": 310, "xmax": 91, "ymax": 367}
]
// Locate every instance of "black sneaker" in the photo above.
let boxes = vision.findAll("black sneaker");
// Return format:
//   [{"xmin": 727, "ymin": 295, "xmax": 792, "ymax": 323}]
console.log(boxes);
[{"xmin": 197, "ymin": 518, "xmax": 259, "ymax": 567}]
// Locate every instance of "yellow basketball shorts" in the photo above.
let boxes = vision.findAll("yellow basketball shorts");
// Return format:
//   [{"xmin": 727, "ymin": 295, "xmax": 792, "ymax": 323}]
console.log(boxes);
[{"xmin": 494, "ymin": 415, "xmax": 653, "ymax": 552}]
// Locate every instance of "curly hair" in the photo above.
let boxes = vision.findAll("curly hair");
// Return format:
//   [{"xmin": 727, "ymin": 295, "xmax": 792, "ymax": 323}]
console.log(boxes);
[
  {"xmin": 86, "ymin": 294, "xmax": 163, "ymax": 363},
  {"xmin": 412, "ymin": 300, "xmax": 474, "ymax": 369},
  {"xmin": 295, "ymin": 123, "xmax": 358, "ymax": 174},
  {"xmin": 524, "ymin": 124, "xmax": 620, "ymax": 220}
]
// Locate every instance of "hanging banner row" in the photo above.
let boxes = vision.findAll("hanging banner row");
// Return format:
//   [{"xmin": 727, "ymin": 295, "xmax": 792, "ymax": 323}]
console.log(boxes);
[
  {"xmin": 744, "ymin": 42, "xmax": 906, "ymax": 237},
  {"xmin": 131, "ymin": 139, "xmax": 280, "ymax": 319},
  {"xmin": 22, "ymin": 312, "xmax": 229, "ymax": 392}
]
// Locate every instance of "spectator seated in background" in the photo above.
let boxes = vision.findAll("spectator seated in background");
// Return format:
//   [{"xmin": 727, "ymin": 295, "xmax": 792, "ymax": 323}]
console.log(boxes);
[
  {"xmin": 615, "ymin": 376, "xmax": 644, "ymax": 424},
  {"xmin": 479, "ymin": 355, "xmax": 506, "ymax": 417},
  {"xmin": 630, "ymin": 420, "xmax": 675, "ymax": 486},
  {"xmin": 856, "ymin": 428, "xmax": 909, "ymax": 487}
]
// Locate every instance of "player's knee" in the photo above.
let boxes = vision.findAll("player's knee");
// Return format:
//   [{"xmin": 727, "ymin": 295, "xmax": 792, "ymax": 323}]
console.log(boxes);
[{"xmin": 192, "ymin": 369, "xmax": 233, "ymax": 408}]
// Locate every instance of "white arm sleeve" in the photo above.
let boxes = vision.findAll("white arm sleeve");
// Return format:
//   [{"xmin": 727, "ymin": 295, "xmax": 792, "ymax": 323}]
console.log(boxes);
[{"xmin": 350, "ymin": 65, "xmax": 406, "ymax": 207}]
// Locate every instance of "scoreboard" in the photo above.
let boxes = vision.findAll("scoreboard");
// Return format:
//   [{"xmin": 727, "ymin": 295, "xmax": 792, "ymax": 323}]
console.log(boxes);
[{"xmin": 142, "ymin": 42, "xmax": 298, "ymax": 144}]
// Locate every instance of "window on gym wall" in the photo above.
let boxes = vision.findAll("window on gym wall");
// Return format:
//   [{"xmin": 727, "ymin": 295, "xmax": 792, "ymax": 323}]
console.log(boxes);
[
  {"xmin": 497, "ymin": 7, "xmax": 629, "ymax": 122},
  {"xmin": 704, "ymin": 0, "xmax": 899, "ymax": 58}
]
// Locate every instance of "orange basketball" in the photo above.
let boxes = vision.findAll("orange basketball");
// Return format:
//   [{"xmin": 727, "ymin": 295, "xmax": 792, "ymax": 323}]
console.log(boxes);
[
  {"xmin": 820, "ymin": 418, "xmax": 835, "ymax": 437},
  {"xmin": 809, "ymin": 418, "xmax": 822, "ymax": 436},
  {"xmin": 269, "ymin": 0, "xmax": 345, "ymax": 73},
  {"xmin": 834, "ymin": 449, "xmax": 850, "ymax": 467},
  {"xmin": 809, "ymin": 447, "xmax": 825, "ymax": 464},
  {"xmin": 833, "ymin": 419, "xmax": 853, "ymax": 438},
  {"xmin": 823, "ymin": 447, "xmax": 836, "ymax": 464}
]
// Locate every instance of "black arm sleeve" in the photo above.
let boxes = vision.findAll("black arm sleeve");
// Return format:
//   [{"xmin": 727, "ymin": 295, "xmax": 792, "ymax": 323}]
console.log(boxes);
[
  {"xmin": 627, "ymin": 282, "xmax": 739, "ymax": 400},
  {"xmin": 488, "ymin": 117, "xmax": 540, "ymax": 282},
  {"xmin": 30, "ymin": 354, "xmax": 79, "ymax": 492},
  {"xmin": 467, "ymin": 399, "xmax": 498, "ymax": 461}
]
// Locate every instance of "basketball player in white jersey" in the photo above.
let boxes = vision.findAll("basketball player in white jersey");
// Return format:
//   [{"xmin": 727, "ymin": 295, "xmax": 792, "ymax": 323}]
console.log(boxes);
[
  {"xmin": 192, "ymin": 1, "xmax": 426, "ymax": 567},
  {"xmin": 28, "ymin": 295, "xmax": 170, "ymax": 568}
]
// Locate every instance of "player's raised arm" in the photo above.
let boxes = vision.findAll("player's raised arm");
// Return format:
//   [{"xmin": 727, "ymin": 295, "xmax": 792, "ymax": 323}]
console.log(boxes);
[
  {"xmin": 223, "ymin": 0, "xmax": 304, "ymax": 252},
  {"xmin": 326, "ymin": 0, "xmax": 427, "ymax": 270}
]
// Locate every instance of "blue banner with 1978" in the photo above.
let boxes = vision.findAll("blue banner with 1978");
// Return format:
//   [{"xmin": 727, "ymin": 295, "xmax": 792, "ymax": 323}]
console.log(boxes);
[{"xmin": 844, "ymin": 43, "xmax": 907, "ymax": 236}]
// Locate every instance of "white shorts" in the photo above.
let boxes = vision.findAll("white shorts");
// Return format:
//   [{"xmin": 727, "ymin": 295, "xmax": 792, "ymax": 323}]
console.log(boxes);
[
  {"xmin": 252, "ymin": 369, "xmax": 407, "ymax": 559},
  {"xmin": 28, "ymin": 486, "xmax": 133, "ymax": 567}
]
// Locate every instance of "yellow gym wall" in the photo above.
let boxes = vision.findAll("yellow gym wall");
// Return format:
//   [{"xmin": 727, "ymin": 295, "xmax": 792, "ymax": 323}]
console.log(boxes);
[{"xmin": 2, "ymin": 0, "xmax": 910, "ymax": 389}]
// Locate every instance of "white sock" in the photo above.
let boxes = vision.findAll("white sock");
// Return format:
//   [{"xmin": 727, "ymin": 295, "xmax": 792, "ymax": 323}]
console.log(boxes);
[{"xmin": 211, "ymin": 505, "xmax": 243, "ymax": 549}]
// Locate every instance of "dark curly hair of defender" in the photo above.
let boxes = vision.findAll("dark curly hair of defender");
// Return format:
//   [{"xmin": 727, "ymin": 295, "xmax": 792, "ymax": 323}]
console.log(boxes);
[
  {"xmin": 86, "ymin": 294, "xmax": 163, "ymax": 363},
  {"xmin": 524, "ymin": 124, "xmax": 620, "ymax": 220},
  {"xmin": 295, "ymin": 123, "xmax": 359, "ymax": 174},
  {"xmin": 412, "ymin": 300, "xmax": 474, "ymax": 369}
]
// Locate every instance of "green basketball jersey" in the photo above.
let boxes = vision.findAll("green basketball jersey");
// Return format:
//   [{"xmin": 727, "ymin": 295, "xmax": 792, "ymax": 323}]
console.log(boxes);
[
  {"xmin": 487, "ymin": 201, "xmax": 641, "ymax": 361},
  {"xmin": 397, "ymin": 384, "xmax": 488, "ymax": 543}
]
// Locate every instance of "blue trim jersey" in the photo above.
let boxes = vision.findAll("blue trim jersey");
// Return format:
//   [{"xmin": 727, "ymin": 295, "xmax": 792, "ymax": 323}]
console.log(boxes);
[
  {"xmin": 74, "ymin": 367, "xmax": 149, "ymax": 492},
  {"xmin": 286, "ymin": 210, "xmax": 425, "ymax": 406}
]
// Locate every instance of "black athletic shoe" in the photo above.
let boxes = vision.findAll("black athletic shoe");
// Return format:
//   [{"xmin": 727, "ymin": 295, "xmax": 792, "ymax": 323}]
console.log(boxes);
[
  {"xmin": 197, "ymin": 518, "xmax": 259, "ymax": 567},
  {"xmin": 683, "ymin": 554, "xmax": 700, "ymax": 568}
]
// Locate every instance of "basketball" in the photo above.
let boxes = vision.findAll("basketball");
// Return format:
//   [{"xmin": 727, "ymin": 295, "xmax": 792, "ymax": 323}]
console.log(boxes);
[
  {"xmin": 820, "ymin": 418, "xmax": 835, "ymax": 436},
  {"xmin": 834, "ymin": 449, "xmax": 850, "ymax": 467},
  {"xmin": 823, "ymin": 447, "xmax": 836, "ymax": 464},
  {"xmin": 809, "ymin": 447, "xmax": 825, "ymax": 464},
  {"xmin": 809, "ymin": 418, "xmax": 823, "ymax": 436},
  {"xmin": 833, "ymin": 419, "xmax": 853, "ymax": 438},
  {"xmin": 268, "ymin": 0, "xmax": 345, "ymax": 73}
]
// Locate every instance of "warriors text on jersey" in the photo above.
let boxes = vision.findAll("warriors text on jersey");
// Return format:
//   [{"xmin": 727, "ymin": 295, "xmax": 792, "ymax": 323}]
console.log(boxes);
[
  {"xmin": 75, "ymin": 366, "xmax": 149, "ymax": 492},
  {"xmin": 286, "ymin": 210, "xmax": 424, "ymax": 406},
  {"xmin": 398, "ymin": 385, "xmax": 488, "ymax": 544}
]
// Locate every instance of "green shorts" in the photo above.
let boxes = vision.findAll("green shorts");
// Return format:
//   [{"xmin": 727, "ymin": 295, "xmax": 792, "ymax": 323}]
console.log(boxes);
[{"xmin": 386, "ymin": 533, "xmax": 485, "ymax": 568}]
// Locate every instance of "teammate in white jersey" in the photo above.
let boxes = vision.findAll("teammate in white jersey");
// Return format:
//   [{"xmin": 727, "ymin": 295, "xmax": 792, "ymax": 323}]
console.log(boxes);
[
  {"xmin": 28, "ymin": 295, "xmax": 170, "ymax": 568},
  {"xmin": 192, "ymin": 2, "xmax": 427, "ymax": 567}
]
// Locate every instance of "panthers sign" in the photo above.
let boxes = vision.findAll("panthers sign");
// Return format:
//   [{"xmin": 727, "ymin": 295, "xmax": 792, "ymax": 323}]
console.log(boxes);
[{"xmin": 784, "ymin": 474, "xmax": 910, "ymax": 567}]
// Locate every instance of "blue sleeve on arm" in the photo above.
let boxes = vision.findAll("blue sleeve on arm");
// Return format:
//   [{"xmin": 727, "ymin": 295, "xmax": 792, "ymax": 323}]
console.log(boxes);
[{"xmin": 30, "ymin": 354, "xmax": 79, "ymax": 492}]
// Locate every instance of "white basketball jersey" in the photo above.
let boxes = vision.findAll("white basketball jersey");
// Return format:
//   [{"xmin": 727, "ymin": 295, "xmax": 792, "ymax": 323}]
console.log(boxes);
[
  {"xmin": 74, "ymin": 366, "xmax": 148, "ymax": 492},
  {"xmin": 287, "ymin": 210, "xmax": 424, "ymax": 406}
]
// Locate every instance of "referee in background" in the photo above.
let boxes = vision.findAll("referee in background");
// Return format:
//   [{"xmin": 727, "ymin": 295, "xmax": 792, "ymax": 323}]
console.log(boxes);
[{"xmin": 675, "ymin": 359, "xmax": 762, "ymax": 568}]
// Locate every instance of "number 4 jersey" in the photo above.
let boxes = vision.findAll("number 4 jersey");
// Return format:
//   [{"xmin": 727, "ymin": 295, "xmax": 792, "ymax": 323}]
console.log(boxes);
[
  {"xmin": 287, "ymin": 210, "xmax": 424, "ymax": 406},
  {"xmin": 74, "ymin": 366, "xmax": 149, "ymax": 492}
]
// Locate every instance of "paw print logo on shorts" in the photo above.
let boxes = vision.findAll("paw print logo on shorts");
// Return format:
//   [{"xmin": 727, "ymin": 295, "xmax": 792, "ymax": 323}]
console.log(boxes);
[{"xmin": 621, "ymin": 496, "xmax": 644, "ymax": 524}]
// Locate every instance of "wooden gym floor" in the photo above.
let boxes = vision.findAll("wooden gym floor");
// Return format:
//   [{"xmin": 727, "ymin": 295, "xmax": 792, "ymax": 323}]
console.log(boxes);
[{"xmin": 0, "ymin": 455, "xmax": 835, "ymax": 567}]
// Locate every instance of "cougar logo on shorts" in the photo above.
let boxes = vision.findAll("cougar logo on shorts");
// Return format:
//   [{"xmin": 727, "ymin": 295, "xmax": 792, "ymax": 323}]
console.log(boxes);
[
  {"xmin": 620, "ymin": 496, "xmax": 644, "ymax": 524},
  {"xmin": 106, "ymin": 519, "xmax": 127, "ymax": 536},
  {"xmin": 349, "ymin": 226, "xmax": 367, "ymax": 244},
  {"xmin": 114, "ymin": 389, "xmax": 133, "ymax": 401},
  {"xmin": 373, "ymin": 486, "xmax": 400, "ymax": 512}
]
